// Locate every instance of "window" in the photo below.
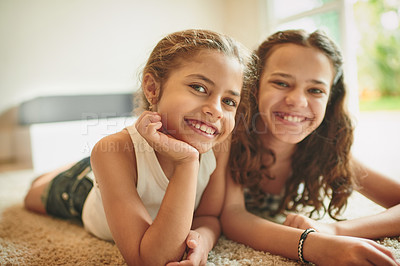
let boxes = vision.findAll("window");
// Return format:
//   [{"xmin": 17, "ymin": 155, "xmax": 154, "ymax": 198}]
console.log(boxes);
[
  {"xmin": 264, "ymin": 0, "xmax": 359, "ymax": 115},
  {"xmin": 353, "ymin": 0, "xmax": 400, "ymax": 102},
  {"xmin": 268, "ymin": 0, "xmax": 340, "ymax": 42}
]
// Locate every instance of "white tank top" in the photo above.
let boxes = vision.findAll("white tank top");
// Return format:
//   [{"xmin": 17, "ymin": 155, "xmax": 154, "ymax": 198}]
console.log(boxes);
[{"xmin": 81, "ymin": 124, "xmax": 216, "ymax": 241}]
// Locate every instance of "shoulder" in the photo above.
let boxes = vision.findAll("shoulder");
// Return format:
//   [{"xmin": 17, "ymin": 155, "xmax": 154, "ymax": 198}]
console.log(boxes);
[
  {"xmin": 91, "ymin": 129, "xmax": 137, "ymax": 183},
  {"xmin": 92, "ymin": 129, "xmax": 134, "ymax": 155}
]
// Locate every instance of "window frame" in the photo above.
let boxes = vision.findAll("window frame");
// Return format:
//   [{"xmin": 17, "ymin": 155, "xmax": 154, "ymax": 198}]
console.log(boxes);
[{"xmin": 263, "ymin": 0, "xmax": 359, "ymax": 116}]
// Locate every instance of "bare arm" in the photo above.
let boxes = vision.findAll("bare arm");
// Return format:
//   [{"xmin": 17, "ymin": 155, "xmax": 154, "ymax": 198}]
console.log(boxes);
[
  {"xmin": 221, "ymin": 169, "xmax": 399, "ymax": 265},
  {"xmin": 220, "ymin": 170, "xmax": 301, "ymax": 259},
  {"xmin": 91, "ymin": 112, "xmax": 201, "ymax": 265},
  {"xmin": 193, "ymin": 142, "xmax": 230, "ymax": 250},
  {"xmin": 285, "ymin": 158, "xmax": 400, "ymax": 239},
  {"xmin": 169, "ymin": 140, "xmax": 230, "ymax": 266},
  {"xmin": 335, "ymin": 158, "xmax": 400, "ymax": 238}
]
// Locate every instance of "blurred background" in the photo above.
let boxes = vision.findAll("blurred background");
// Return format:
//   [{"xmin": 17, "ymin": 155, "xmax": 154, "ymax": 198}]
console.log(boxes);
[{"xmin": 0, "ymin": 0, "xmax": 399, "ymax": 178}]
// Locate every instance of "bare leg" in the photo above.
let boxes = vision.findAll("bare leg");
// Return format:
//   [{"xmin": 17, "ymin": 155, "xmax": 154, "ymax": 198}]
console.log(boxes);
[{"xmin": 24, "ymin": 163, "xmax": 75, "ymax": 214}]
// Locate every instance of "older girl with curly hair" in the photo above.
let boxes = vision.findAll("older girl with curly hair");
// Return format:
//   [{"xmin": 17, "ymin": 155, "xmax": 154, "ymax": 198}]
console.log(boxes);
[{"xmin": 222, "ymin": 29, "xmax": 400, "ymax": 265}]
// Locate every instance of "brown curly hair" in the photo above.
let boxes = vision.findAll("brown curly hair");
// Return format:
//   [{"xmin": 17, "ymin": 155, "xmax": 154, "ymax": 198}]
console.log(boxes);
[{"xmin": 230, "ymin": 29, "xmax": 355, "ymax": 220}]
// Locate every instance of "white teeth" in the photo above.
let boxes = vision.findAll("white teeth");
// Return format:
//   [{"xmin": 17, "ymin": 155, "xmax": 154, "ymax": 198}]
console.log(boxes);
[
  {"xmin": 189, "ymin": 121, "xmax": 216, "ymax": 135},
  {"xmin": 284, "ymin": 115, "xmax": 302, "ymax": 123},
  {"xmin": 206, "ymin": 127, "xmax": 215, "ymax": 134}
]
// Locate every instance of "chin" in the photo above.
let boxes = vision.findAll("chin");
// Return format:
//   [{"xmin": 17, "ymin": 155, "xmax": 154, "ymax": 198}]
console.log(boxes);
[
  {"xmin": 196, "ymin": 143, "xmax": 215, "ymax": 154},
  {"xmin": 275, "ymin": 134, "xmax": 308, "ymax": 145},
  {"xmin": 186, "ymin": 140, "xmax": 214, "ymax": 154},
  {"xmin": 272, "ymin": 124, "xmax": 315, "ymax": 144},
  {"xmin": 184, "ymin": 133, "xmax": 222, "ymax": 154}
]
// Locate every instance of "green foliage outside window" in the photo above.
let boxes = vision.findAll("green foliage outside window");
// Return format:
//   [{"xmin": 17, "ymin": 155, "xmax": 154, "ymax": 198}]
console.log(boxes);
[{"xmin": 354, "ymin": 0, "xmax": 400, "ymax": 98}]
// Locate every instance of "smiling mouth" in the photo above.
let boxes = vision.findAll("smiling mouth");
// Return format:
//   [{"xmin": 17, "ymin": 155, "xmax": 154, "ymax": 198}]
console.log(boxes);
[
  {"xmin": 185, "ymin": 119, "xmax": 219, "ymax": 135},
  {"xmin": 273, "ymin": 112, "xmax": 310, "ymax": 123}
]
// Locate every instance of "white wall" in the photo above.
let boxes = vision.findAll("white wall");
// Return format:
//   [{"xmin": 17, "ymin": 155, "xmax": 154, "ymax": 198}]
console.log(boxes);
[
  {"xmin": 0, "ymin": 0, "xmax": 263, "ymax": 115},
  {"xmin": 0, "ymin": 0, "xmax": 263, "ymax": 167},
  {"xmin": 222, "ymin": 0, "xmax": 266, "ymax": 51}
]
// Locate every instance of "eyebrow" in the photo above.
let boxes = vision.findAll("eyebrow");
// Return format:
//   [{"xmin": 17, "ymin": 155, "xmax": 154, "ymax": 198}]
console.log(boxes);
[
  {"xmin": 188, "ymin": 74, "xmax": 215, "ymax": 85},
  {"xmin": 187, "ymin": 74, "xmax": 241, "ymax": 97},
  {"xmin": 270, "ymin": 72, "xmax": 329, "ymax": 87}
]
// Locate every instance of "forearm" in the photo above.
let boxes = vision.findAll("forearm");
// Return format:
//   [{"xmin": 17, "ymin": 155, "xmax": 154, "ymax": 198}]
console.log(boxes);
[
  {"xmin": 335, "ymin": 204, "xmax": 400, "ymax": 239},
  {"xmin": 192, "ymin": 215, "xmax": 221, "ymax": 252},
  {"xmin": 140, "ymin": 162, "xmax": 199, "ymax": 264},
  {"xmin": 221, "ymin": 208, "xmax": 400, "ymax": 265},
  {"xmin": 221, "ymin": 207, "xmax": 303, "ymax": 260}
]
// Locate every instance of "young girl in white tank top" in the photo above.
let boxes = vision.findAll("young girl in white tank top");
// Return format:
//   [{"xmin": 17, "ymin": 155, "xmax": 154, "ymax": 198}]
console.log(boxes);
[{"xmin": 24, "ymin": 29, "xmax": 255, "ymax": 265}]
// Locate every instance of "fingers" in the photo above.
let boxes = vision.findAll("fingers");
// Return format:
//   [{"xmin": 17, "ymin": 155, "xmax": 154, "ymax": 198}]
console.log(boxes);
[
  {"xmin": 135, "ymin": 111, "xmax": 161, "ymax": 128},
  {"xmin": 136, "ymin": 111, "xmax": 162, "ymax": 133},
  {"xmin": 283, "ymin": 213, "xmax": 295, "ymax": 226},
  {"xmin": 135, "ymin": 111, "xmax": 163, "ymax": 144},
  {"xmin": 365, "ymin": 241, "xmax": 399, "ymax": 266},
  {"xmin": 338, "ymin": 237, "xmax": 400, "ymax": 266},
  {"xmin": 284, "ymin": 213, "xmax": 307, "ymax": 228},
  {"xmin": 178, "ymin": 231, "xmax": 203, "ymax": 266},
  {"xmin": 365, "ymin": 248, "xmax": 399, "ymax": 266},
  {"xmin": 284, "ymin": 213, "xmax": 321, "ymax": 234},
  {"xmin": 167, "ymin": 260, "xmax": 195, "ymax": 266},
  {"xmin": 185, "ymin": 249, "xmax": 202, "ymax": 266},
  {"xmin": 135, "ymin": 111, "xmax": 199, "ymax": 163},
  {"xmin": 165, "ymin": 262, "xmax": 179, "ymax": 266},
  {"xmin": 186, "ymin": 230, "xmax": 200, "ymax": 249}
]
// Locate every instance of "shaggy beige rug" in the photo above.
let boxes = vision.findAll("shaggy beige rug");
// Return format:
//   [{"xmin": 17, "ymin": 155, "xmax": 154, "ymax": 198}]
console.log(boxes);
[{"xmin": 0, "ymin": 170, "xmax": 399, "ymax": 265}]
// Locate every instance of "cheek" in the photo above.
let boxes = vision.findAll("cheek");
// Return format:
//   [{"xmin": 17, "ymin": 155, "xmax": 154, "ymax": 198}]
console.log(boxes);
[
  {"xmin": 312, "ymin": 100, "xmax": 329, "ymax": 126},
  {"xmin": 256, "ymin": 95, "xmax": 268, "ymax": 114},
  {"xmin": 257, "ymin": 96, "xmax": 274, "ymax": 126},
  {"xmin": 257, "ymin": 88, "xmax": 277, "ymax": 110},
  {"xmin": 224, "ymin": 112, "xmax": 236, "ymax": 133},
  {"xmin": 160, "ymin": 111, "xmax": 180, "ymax": 132}
]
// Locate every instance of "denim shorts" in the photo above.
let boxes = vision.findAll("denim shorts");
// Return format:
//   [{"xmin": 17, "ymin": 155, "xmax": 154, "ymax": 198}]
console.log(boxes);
[{"xmin": 41, "ymin": 157, "xmax": 93, "ymax": 221}]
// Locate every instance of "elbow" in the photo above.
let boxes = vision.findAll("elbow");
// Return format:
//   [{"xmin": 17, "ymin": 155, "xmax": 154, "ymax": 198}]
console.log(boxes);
[
  {"xmin": 122, "ymin": 245, "xmax": 185, "ymax": 266},
  {"xmin": 126, "ymin": 258, "xmax": 159, "ymax": 266},
  {"xmin": 125, "ymin": 256, "xmax": 179, "ymax": 266}
]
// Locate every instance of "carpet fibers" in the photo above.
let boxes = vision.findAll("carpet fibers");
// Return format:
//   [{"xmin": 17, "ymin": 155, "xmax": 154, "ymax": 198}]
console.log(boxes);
[{"xmin": 1, "ymin": 170, "xmax": 399, "ymax": 265}]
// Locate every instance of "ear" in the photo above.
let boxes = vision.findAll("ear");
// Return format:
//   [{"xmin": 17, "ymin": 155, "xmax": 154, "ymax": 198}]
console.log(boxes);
[{"xmin": 142, "ymin": 73, "xmax": 161, "ymax": 105}]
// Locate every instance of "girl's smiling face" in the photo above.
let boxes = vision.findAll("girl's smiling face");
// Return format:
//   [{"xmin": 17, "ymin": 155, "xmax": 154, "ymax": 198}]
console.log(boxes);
[
  {"xmin": 257, "ymin": 44, "xmax": 335, "ymax": 145},
  {"xmin": 154, "ymin": 50, "xmax": 243, "ymax": 153}
]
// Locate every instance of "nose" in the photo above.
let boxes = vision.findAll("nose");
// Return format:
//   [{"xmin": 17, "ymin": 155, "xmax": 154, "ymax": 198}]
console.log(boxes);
[
  {"xmin": 285, "ymin": 88, "xmax": 308, "ymax": 108},
  {"xmin": 202, "ymin": 97, "xmax": 223, "ymax": 121}
]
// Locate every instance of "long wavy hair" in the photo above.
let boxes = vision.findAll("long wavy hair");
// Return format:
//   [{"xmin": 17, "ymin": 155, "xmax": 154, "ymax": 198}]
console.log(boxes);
[{"xmin": 230, "ymin": 29, "xmax": 355, "ymax": 220}]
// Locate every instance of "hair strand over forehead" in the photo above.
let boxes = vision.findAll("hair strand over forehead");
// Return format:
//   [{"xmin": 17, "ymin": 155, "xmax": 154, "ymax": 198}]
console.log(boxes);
[{"xmin": 133, "ymin": 29, "xmax": 256, "ymax": 115}]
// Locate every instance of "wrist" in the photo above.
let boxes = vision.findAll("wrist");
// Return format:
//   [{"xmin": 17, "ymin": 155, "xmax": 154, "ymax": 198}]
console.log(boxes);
[
  {"xmin": 179, "ymin": 153, "xmax": 200, "ymax": 165},
  {"xmin": 298, "ymin": 228, "xmax": 316, "ymax": 264},
  {"xmin": 174, "ymin": 158, "xmax": 199, "ymax": 169},
  {"xmin": 332, "ymin": 221, "xmax": 344, "ymax": 236},
  {"xmin": 300, "ymin": 230, "xmax": 338, "ymax": 264},
  {"xmin": 173, "ymin": 159, "xmax": 200, "ymax": 178}
]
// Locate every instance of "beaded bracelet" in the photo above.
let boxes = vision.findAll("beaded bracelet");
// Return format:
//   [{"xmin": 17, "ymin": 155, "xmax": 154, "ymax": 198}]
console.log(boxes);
[{"xmin": 298, "ymin": 228, "xmax": 316, "ymax": 264}]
